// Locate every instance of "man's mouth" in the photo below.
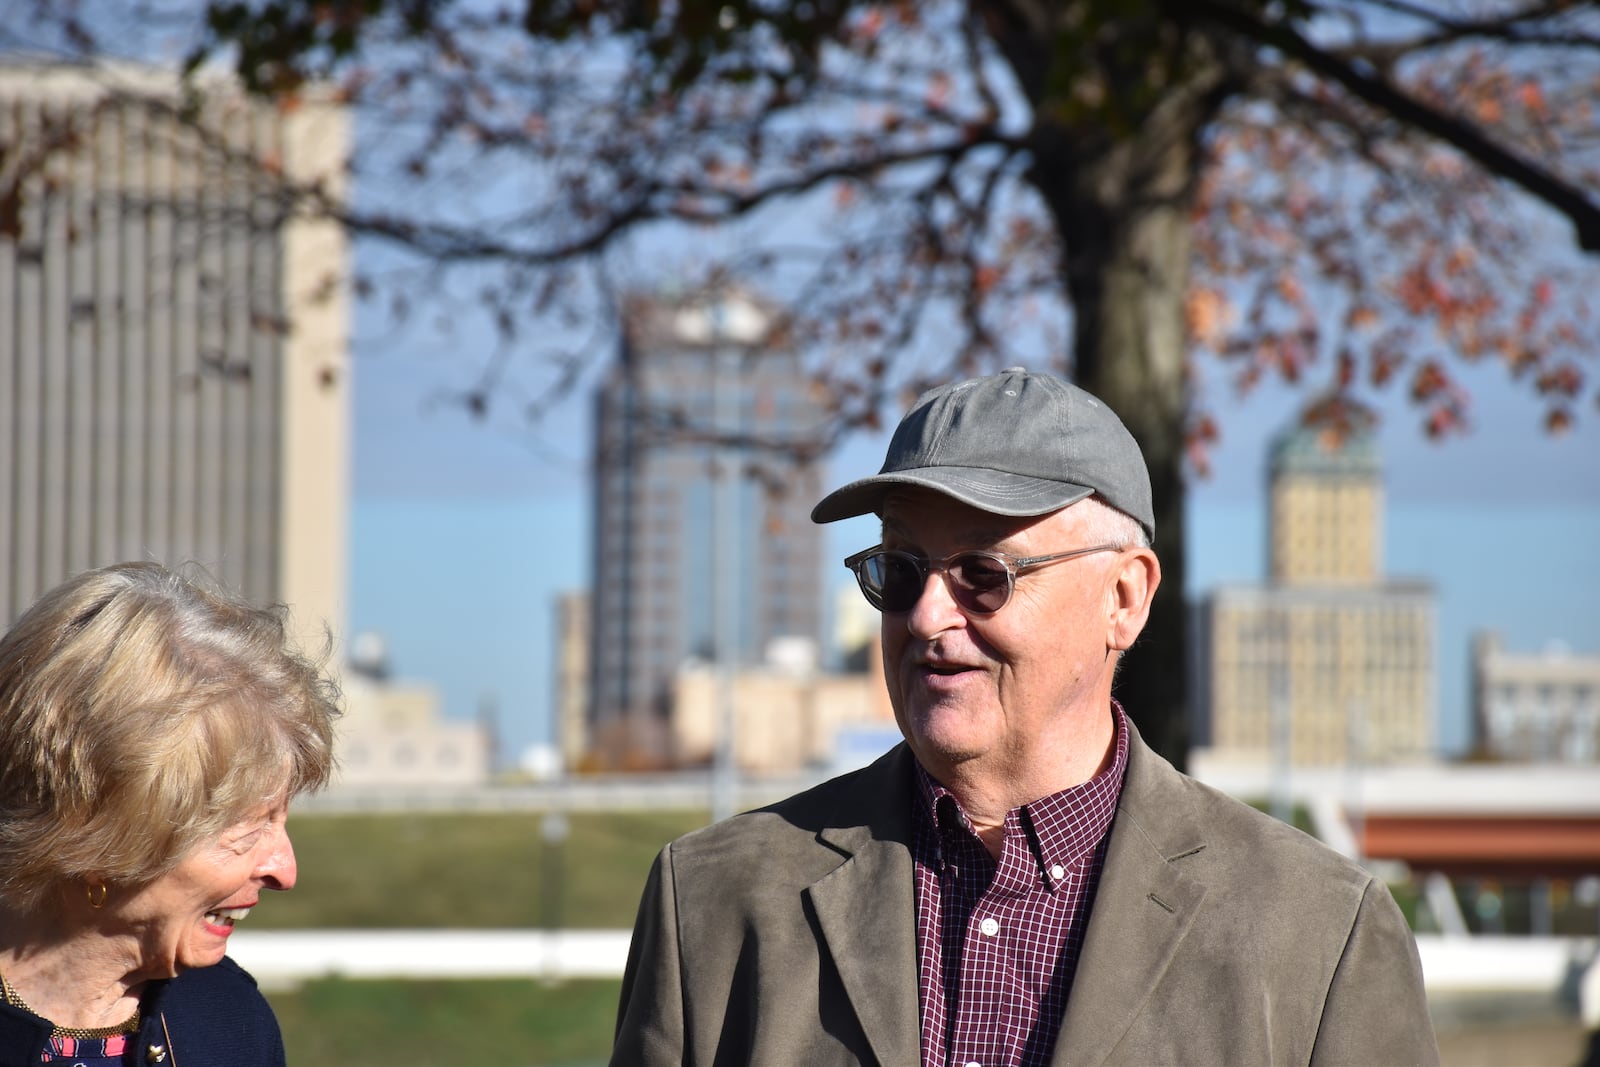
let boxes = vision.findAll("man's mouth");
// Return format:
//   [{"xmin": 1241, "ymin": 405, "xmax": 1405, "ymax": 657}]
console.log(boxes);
[
  {"xmin": 203, "ymin": 905, "xmax": 252, "ymax": 929},
  {"xmin": 921, "ymin": 660, "xmax": 976, "ymax": 676}
]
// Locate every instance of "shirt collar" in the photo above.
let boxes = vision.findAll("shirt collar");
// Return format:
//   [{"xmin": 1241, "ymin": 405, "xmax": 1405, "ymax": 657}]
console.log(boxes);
[{"xmin": 912, "ymin": 701, "xmax": 1131, "ymax": 884}]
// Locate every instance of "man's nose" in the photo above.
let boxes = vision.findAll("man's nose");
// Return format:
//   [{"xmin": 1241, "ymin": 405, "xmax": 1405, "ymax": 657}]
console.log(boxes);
[{"xmin": 904, "ymin": 568, "xmax": 966, "ymax": 638}]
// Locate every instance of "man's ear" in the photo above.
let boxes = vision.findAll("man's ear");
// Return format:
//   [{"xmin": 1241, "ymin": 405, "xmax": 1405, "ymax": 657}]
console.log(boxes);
[{"xmin": 1107, "ymin": 547, "xmax": 1161, "ymax": 652}]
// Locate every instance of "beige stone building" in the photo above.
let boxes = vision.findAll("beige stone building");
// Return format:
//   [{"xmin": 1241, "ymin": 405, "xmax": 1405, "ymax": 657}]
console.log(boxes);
[
  {"xmin": 557, "ymin": 578, "xmax": 893, "ymax": 775},
  {"xmin": 1198, "ymin": 411, "xmax": 1435, "ymax": 766},
  {"xmin": 336, "ymin": 635, "xmax": 492, "ymax": 787},
  {"xmin": 553, "ymin": 590, "xmax": 591, "ymax": 771},
  {"xmin": 0, "ymin": 59, "xmax": 349, "ymax": 653},
  {"xmin": 1473, "ymin": 633, "xmax": 1600, "ymax": 762},
  {"xmin": 671, "ymin": 635, "xmax": 895, "ymax": 774}
]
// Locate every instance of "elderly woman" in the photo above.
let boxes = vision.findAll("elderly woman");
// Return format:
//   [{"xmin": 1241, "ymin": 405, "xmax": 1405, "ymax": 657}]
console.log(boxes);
[{"xmin": 0, "ymin": 562, "xmax": 339, "ymax": 1066}]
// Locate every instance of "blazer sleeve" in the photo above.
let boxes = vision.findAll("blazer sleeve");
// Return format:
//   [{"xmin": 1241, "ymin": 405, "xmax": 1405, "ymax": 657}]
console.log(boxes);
[
  {"xmin": 611, "ymin": 845, "xmax": 686, "ymax": 1066},
  {"xmin": 1311, "ymin": 878, "xmax": 1440, "ymax": 1067}
]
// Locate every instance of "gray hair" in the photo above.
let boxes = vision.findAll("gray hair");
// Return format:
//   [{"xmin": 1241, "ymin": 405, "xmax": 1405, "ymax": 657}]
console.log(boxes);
[{"xmin": 1072, "ymin": 496, "xmax": 1151, "ymax": 550}]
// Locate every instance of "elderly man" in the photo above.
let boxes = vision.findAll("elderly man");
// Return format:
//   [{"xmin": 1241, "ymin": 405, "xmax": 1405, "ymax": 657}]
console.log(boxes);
[{"xmin": 612, "ymin": 368, "xmax": 1439, "ymax": 1066}]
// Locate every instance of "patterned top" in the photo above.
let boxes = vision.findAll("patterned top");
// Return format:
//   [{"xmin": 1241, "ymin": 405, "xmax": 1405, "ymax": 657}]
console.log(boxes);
[
  {"xmin": 39, "ymin": 1033, "xmax": 130, "ymax": 1065},
  {"xmin": 911, "ymin": 702, "xmax": 1130, "ymax": 1067}
]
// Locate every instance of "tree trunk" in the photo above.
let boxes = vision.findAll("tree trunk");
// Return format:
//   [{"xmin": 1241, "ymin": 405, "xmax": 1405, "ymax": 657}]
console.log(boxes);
[{"xmin": 1018, "ymin": 59, "xmax": 1229, "ymax": 768}]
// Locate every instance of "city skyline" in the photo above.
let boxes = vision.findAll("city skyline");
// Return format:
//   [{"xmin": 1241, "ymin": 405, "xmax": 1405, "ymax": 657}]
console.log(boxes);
[{"xmin": 350, "ymin": 343, "xmax": 1600, "ymax": 765}]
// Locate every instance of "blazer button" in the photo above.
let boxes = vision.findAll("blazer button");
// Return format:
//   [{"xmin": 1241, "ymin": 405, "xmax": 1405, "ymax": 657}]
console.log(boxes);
[{"xmin": 146, "ymin": 1045, "xmax": 168, "ymax": 1063}]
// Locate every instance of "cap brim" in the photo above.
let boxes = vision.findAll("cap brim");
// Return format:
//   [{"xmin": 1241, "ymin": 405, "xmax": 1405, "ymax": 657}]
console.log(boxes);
[{"xmin": 811, "ymin": 468, "xmax": 1096, "ymax": 523}]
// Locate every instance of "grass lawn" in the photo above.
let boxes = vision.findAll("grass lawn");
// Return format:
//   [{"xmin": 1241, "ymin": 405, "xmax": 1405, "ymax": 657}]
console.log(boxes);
[
  {"xmin": 268, "ymin": 977, "xmax": 622, "ymax": 1066},
  {"xmin": 252, "ymin": 805, "xmax": 1465, "ymax": 1064},
  {"xmin": 252, "ymin": 810, "xmax": 691, "ymax": 1063},
  {"xmin": 263, "ymin": 809, "xmax": 708, "ymax": 929}
]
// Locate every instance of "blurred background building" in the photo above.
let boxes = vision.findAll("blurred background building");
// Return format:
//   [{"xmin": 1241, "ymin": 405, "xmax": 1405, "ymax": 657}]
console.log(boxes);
[
  {"xmin": 0, "ymin": 60, "xmax": 348, "ymax": 654},
  {"xmin": 670, "ymin": 635, "xmax": 889, "ymax": 772},
  {"xmin": 0, "ymin": 59, "xmax": 490, "ymax": 789},
  {"xmin": 338, "ymin": 631, "xmax": 491, "ymax": 787},
  {"xmin": 584, "ymin": 287, "xmax": 828, "ymax": 769},
  {"xmin": 1196, "ymin": 404, "xmax": 1435, "ymax": 766},
  {"xmin": 553, "ymin": 590, "xmax": 591, "ymax": 772},
  {"xmin": 1474, "ymin": 632, "xmax": 1600, "ymax": 763}
]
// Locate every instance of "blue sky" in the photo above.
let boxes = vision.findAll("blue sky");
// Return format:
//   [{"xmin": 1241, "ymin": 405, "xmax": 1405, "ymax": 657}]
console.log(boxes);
[{"xmin": 349, "ymin": 341, "xmax": 1600, "ymax": 763}]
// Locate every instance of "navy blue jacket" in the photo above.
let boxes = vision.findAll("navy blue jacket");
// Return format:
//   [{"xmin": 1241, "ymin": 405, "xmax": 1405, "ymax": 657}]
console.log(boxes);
[{"xmin": 0, "ymin": 956, "xmax": 285, "ymax": 1067}]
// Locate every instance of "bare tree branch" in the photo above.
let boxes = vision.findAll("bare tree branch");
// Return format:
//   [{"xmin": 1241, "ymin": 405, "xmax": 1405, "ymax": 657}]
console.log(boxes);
[{"xmin": 1191, "ymin": 0, "xmax": 1600, "ymax": 250}]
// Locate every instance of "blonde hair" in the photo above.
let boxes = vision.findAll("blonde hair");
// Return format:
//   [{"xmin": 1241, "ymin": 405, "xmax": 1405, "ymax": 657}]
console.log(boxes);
[{"xmin": 0, "ymin": 562, "xmax": 340, "ymax": 917}]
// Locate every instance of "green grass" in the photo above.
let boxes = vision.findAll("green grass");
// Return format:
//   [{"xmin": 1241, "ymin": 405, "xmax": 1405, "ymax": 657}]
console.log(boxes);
[
  {"xmin": 252, "ymin": 812, "xmax": 685, "ymax": 1064},
  {"xmin": 264, "ymin": 809, "xmax": 707, "ymax": 928},
  {"xmin": 253, "ymin": 804, "xmax": 1436, "ymax": 1066},
  {"xmin": 267, "ymin": 977, "xmax": 622, "ymax": 1066}
]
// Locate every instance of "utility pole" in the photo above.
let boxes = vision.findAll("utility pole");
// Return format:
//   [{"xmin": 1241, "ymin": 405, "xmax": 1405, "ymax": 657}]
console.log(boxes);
[{"xmin": 710, "ymin": 305, "xmax": 741, "ymax": 824}]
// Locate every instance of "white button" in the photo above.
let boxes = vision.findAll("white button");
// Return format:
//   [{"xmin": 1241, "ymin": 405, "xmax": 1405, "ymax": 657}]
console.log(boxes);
[
  {"xmin": 1050, "ymin": 864, "xmax": 1066, "ymax": 880},
  {"xmin": 965, "ymin": 1061, "xmax": 982, "ymax": 1067},
  {"xmin": 979, "ymin": 917, "xmax": 1000, "ymax": 937}
]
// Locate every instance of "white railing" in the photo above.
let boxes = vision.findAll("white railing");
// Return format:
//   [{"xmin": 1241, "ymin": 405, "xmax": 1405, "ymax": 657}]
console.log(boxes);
[
  {"xmin": 229, "ymin": 929, "xmax": 632, "ymax": 987},
  {"xmin": 231, "ymin": 930, "xmax": 1599, "ymax": 1022}
]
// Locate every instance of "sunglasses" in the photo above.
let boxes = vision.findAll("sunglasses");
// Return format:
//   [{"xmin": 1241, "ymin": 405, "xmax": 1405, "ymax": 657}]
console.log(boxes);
[{"xmin": 843, "ymin": 543, "xmax": 1124, "ymax": 615}]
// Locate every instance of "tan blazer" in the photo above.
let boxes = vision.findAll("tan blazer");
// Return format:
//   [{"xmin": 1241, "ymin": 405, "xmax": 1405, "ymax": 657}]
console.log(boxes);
[{"xmin": 612, "ymin": 725, "xmax": 1439, "ymax": 1066}]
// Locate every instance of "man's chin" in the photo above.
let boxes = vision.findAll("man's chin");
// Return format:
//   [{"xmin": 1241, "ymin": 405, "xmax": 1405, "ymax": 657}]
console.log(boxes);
[{"xmin": 906, "ymin": 729, "xmax": 990, "ymax": 777}]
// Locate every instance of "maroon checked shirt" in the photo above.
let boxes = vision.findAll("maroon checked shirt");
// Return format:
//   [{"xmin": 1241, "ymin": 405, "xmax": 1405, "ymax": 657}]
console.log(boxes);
[{"xmin": 911, "ymin": 702, "xmax": 1131, "ymax": 1067}]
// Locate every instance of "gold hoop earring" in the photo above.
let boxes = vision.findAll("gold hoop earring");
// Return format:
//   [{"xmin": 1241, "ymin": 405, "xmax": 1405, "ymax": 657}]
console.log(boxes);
[{"xmin": 86, "ymin": 882, "xmax": 107, "ymax": 909}]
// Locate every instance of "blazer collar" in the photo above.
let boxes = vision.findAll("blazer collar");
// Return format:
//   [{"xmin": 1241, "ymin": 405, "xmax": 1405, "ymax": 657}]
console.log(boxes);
[
  {"xmin": 1052, "ymin": 721, "xmax": 1211, "ymax": 1067},
  {"xmin": 807, "ymin": 744, "xmax": 923, "ymax": 1067},
  {"xmin": 800, "ymin": 728, "xmax": 1213, "ymax": 1067}
]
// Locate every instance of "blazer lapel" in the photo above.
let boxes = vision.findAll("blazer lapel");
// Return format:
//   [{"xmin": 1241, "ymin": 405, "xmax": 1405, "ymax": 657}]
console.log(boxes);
[
  {"xmin": 807, "ymin": 747, "xmax": 922, "ymax": 1067},
  {"xmin": 1051, "ymin": 728, "xmax": 1209, "ymax": 1067}
]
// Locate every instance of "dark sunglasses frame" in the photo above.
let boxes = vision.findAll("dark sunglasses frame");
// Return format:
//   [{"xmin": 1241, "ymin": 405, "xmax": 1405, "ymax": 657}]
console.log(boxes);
[{"xmin": 843, "ymin": 543, "xmax": 1124, "ymax": 615}]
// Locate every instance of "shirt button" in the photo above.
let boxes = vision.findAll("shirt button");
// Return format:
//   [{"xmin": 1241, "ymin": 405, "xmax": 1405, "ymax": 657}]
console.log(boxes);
[
  {"xmin": 979, "ymin": 917, "xmax": 1000, "ymax": 937},
  {"xmin": 1050, "ymin": 863, "xmax": 1066, "ymax": 880},
  {"xmin": 964, "ymin": 1061, "xmax": 982, "ymax": 1067}
]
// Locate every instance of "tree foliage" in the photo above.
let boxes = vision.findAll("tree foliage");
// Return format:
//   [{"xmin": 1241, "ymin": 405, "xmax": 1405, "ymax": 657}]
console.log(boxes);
[{"xmin": 5, "ymin": 0, "xmax": 1598, "ymax": 763}]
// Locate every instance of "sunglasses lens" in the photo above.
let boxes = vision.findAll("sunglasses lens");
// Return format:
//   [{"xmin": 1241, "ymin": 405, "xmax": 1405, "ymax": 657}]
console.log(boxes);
[
  {"xmin": 854, "ymin": 551, "xmax": 1015, "ymax": 614},
  {"xmin": 947, "ymin": 553, "xmax": 1012, "ymax": 613},
  {"xmin": 865, "ymin": 552, "xmax": 925, "ymax": 612}
]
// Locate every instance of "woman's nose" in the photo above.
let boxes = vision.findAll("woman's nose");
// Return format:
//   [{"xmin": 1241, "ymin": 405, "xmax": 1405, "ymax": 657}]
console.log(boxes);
[{"xmin": 258, "ymin": 829, "xmax": 298, "ymax": 892}]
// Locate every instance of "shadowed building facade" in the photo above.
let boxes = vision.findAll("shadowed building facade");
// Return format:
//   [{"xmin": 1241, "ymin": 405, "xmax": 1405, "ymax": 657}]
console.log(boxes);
[
  {"xmin": 586, "ymin": 289, "xmax": 826, "ymax": 769},
  {"xmin": 1198, "ymin": 410, "xmax": 1435, "ymax": 766}
]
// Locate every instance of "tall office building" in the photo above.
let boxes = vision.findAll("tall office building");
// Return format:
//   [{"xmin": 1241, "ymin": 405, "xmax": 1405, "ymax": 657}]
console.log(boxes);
[
  {"xmin": 1198, "ymin": 407, "xmax": 1435, "ymax": 766},
  {"xmin": 0, "ymin": 60, "xmax": 349, "ymax": 647},
  {"xmin": 587, "ymin": 288, "xmax": 826, "ymax": 769}
]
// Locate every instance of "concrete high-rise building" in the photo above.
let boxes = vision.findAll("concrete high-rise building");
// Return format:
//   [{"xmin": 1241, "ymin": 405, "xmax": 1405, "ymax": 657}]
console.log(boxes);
[
  {"xmin": 587, "ymin": 288, "xmax": 826, "ymax": 769},
  {"xmin": 553, "ymin": 589, "xmax": 591, "ymax": 771},
  {"xmin": 0, "ymin": 60, "xmax": 349, "ymax": 648},
  {"xmin": 1197, "ymin": 408, "xmax": 1435, "ymax": 766}
]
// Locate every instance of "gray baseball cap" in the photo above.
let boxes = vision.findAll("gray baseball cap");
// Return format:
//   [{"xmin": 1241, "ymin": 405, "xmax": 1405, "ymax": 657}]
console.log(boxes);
[{"xmin": 811, "ymin": 367, "xmax": 1154, "ymax": 540}]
